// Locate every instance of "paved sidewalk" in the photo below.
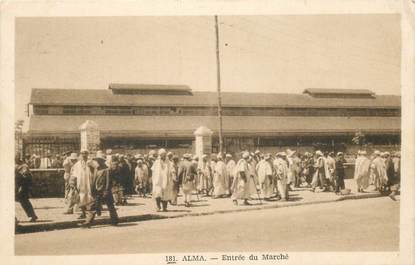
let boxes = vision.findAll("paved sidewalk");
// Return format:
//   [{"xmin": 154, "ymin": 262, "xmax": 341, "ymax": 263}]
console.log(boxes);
[{"xmin": 15, "ymin": 179, "xmax": 388, "ymax": 233}]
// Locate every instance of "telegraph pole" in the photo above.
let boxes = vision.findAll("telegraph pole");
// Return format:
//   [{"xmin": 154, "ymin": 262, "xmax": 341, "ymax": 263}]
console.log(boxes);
[{"xmin": 214, "ymin": 15, "xmax": 224, "ymax": 154}]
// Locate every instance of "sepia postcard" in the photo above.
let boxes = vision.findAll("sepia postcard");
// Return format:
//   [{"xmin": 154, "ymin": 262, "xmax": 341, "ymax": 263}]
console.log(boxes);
[{"xmin": 0, "ymin": 0, "xmax": 414, "ymax": 264}]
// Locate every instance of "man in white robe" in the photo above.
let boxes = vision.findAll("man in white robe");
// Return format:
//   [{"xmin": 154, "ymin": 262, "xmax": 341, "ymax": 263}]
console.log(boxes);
[
  {"xmin": 231, "ymin": 151, "xmax": 251, "ymax": 206},
  {"xmin": 247, "ymin": 156, "xmax": 259, "ymax": 197},
  {"xmin": 354, "ymin": 150, "xmax": 371, "ymax": 193},
  {"xmin": 274, "ymin": 152, "xmax": 289, "ymax": 201},
  {"xmin": 325, "ymin": 152, "xmax": 336, "ymax": 192},
  {"xmin": 256, "ymin": 154, "xmax": 274, "ymax": 200},
  {"xmin": 151, "ymin": 149, "xmax": 175, "ymax": 212},
  {"xmin": 197, "ymin": 155, "xmax": 211, "ymax": 195},
  {"xmin": 225, "ymin": 154, "xmax": 236, "ymax": 195},
  {"xmin": 39, "ymin": 152, "xmax": 52, "ymax": 169},
  {"xmin": 311, "ymin": 150, "xmax": 326, "ymax": 192},
  {"xmin": 72, "ymin": 149, "xmax": 95, "ymax": 219},
  {"xmin": 213, "ymin": 153, "xmax": 228, "ymax": 198},
  {"xmin": 370, "ymin": 150, "xmax": 388, "ymax": 191}
]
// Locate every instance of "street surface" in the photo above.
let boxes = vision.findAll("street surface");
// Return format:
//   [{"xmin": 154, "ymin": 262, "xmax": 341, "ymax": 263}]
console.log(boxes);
[{"xmin": 15, "ymin": 197, "xmax": 399, "ymax": 255}]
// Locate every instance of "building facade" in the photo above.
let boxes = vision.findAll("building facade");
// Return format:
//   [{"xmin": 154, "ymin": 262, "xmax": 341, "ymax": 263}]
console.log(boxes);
[{"xmin": 24, "ymin": 84, "xmax": 401, "ymax": 157}]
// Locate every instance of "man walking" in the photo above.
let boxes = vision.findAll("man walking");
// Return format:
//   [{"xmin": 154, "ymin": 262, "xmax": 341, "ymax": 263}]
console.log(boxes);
[
  {"xmin": 225, "ymin": 154, "xmax": 236, "ymax": 196},
  {"xmin": 312, "ymin": 150, "xmax": 326, "ymax": 192},
  {"xmin": 118, "ymin": 155, "xmax": 130, "ymax": 205},
  {"xmin": 274, "ymin": 152, "xmax": 289, "ymax": 201},
  {"xmin": 325, "ymin": 152, "xmax": 336, "ymax": 192},
  {"xmin": 72, "ymin": 149, "xmax": 95, "ymax": 220},
  {"xmin": 334, "ymin": 152, "xmax": 346, "ymax": 194},
  {"xmin": 15, "ymin": 154, "xmax": 38, "ymax": 222},
  {"xmin": 370, "ymin": 150, "xmax": 388, "ymax": 192},
  {"xmin": 384, "ymin": 152, "xmax": 394, "ymax": 192},
  {"xmin": 389, "ymin": 151, "xmax": 400, "ymax": 200},
  {"xmin": 80, "ymin": 153, "xmax": 119, "ymax": 228},
  {"xmin": 212, "ymin": 153, "xmax": 228, "ymax": 198},
  {"xmin": 63, "ymin": 152, "xmax": 79, "ymax": 214},
  {"xmin": 135, "ymin": 157, "xmax": 149, "ymax": 197},
  {"xmin": 151, "ymin": 149, "xmax": 175, "ymax": 212},
  {"xmin": 170, "ymin": 155, "xmax": 180, "ymax": 205},
  {"xmin": 354, "ymin": 151, "xmax": 371, "ymax": 193},
  {"xmin": 197, "ymin": 154, "xmax": 211, "ymax": 196},
  {"xmin": 256, "ymin": 153, "xmax": 274, "ymax": 200},
  {"xmin": 179, "ymin": 154, "xmax": 198, "ymax": 207},
  {"xmin": 231, "ymin": 151, "xmax": 252, "ymax": 206}
]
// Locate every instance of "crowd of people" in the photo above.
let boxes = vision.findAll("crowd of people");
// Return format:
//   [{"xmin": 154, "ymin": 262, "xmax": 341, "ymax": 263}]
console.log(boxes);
[{"xmin": 15, "ymin": 148, "xmax": 400, "ymax": 228}]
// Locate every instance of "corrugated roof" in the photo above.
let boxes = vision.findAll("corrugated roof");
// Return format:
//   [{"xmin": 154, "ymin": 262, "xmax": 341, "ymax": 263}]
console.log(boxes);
[
  {"xmin": 28, "ymin": 115, "xmax": 401, "ymax": 137},
  {"xmin": 29, "ymin": 88, "xmax": 400, "ymax": 109}
]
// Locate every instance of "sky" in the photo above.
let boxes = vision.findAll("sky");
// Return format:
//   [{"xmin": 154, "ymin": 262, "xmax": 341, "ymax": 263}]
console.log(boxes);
[{"xmin": 15, "ymin": 15, "xmax": 401, "ymax": 130}]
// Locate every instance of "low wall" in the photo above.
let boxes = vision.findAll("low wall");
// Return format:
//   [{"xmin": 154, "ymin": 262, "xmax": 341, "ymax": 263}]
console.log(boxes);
[
  {"xmin": 30, "ymin": 169, "xmax": 65, "ymax": 198},
  {"xmin": 344, "ymin": 163, "xmax": 355, "ymax": 180}
]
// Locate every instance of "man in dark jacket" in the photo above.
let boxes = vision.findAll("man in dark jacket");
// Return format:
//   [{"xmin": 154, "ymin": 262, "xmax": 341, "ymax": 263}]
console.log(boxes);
[
  {"xmin": 118, "ymin": 155, "xmax": 130, "ymax": 205},
  {"xmin": 80, "ymin": 154, "xmax": 119, "ymax": 228},
  {"xmin": 384, "ymin": 152, "xmax": 395, "ymax": 192},
  {"xmin": 388, "ymin": 151, "xmax": 400, "ymax": 201},
  {"xmin": 15, "ymin": 154, "xmax": 38, "ymax": 222},
  {"xmin": 334, "ymin": 152, "xmax": 346, "ymax": 194}
]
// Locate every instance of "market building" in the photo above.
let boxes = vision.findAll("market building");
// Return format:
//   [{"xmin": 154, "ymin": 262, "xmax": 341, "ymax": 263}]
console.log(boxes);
[{"xmin": 24, "ymin": 84, "xmax": 401, "ymax": 157}]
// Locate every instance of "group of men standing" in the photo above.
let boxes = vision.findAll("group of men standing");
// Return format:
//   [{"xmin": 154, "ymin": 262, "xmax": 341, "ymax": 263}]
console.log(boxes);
[
  {"xmin": 354, "ymin": 150, "xmax": 401, "ymax": 200},
  {"xmin": 62, "ymin": 149, "xmax": 119, "ymax": 228},
  {"xmin": 15, "ymin": 147, "xmax": 401, "ymax": 228}
]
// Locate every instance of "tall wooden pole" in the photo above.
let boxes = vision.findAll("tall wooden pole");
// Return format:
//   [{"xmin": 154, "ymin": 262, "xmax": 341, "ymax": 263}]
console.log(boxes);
[{"xmin": 215, "ymin": 15, "xmax": 224, "ymax": 154}]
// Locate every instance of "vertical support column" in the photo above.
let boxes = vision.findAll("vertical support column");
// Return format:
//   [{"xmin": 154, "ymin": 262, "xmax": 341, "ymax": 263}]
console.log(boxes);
[{"xmin": 79, "ymin": 120, "xmax": 100, "ymax": 153}]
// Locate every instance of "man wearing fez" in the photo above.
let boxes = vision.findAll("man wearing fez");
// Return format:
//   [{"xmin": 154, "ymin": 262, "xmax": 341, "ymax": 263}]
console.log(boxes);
[
  {"xmin": 151, "ymin": 149, "xmax": 175, "ymax": 212},
  {"xmin": 80, "ymin": 151, "xmax": 119, "ymax": 228},
  {"xmin": 63, "ymin": 152, "xmax": 79, "ymax": 214}
]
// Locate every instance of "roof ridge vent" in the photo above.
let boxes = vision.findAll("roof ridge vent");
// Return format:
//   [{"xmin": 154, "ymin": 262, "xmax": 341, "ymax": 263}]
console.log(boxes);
[
  {"xmin": 303, "ymin": 88, "xmax": 376, "ymax": 99},
  {"xmin": 109, "ymin": 83, "xmax": 193, "ymax": 96}
]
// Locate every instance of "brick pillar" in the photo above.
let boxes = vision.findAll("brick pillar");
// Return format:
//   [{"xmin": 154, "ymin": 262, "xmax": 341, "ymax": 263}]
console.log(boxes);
[{"xmin": 79, "ymin": 120, "xmax": 100, "ymax": 153}]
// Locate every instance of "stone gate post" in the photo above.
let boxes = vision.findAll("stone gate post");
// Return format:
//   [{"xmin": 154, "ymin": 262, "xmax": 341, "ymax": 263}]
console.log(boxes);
[
  {"xmin": 193, "ymin": 126, "xmax": 213, "ymax": 161},
  {"xmin": 79, "ymin": 120, "xmax": 100, "ymax": 153}
]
